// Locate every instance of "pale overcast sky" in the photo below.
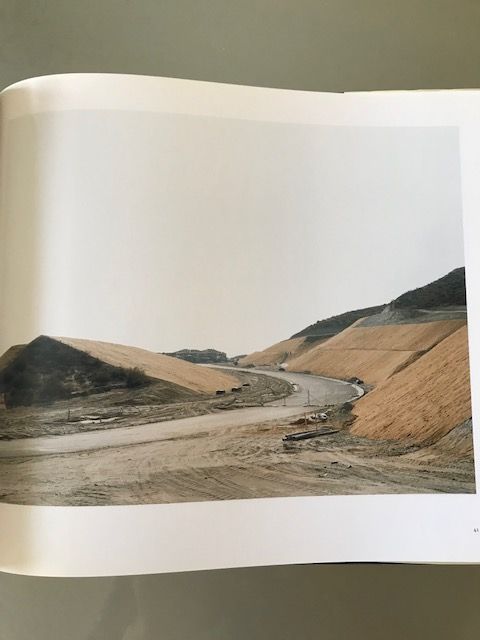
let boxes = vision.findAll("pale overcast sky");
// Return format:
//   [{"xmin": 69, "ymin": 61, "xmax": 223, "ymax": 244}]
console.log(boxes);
[{"xmin": 2, "ymin": 112, "xmax": 464, "ymax": 356}]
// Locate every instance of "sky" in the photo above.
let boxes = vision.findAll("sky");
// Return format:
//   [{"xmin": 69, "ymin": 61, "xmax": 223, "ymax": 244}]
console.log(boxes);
[{"xmin": 1, "ymin": 111, "xmax": 464, "ymax": 356}]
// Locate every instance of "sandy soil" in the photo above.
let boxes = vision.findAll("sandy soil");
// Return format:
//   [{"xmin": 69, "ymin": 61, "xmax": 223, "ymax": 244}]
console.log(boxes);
[
  {"xmin": 0, "ymin": 363, "xmax": 473, "ymax": 506},
  {"xmin": 322, "ymin": 318, "xmax": 465, "ymax": 351},
  {"xmin": 289, "ymin": 348, "xmax": 418, "ymax": 384},
  {"xmin": 56, "ymin": 337, "xmax": 238, "ymax": 393},
  {"xmin": 351, "ymin": 326, "xmax": 471, "ymax": 443},
  {"xmin": 239, "ymin": 336, "xmax": 315, "ymax": 366},
  {"xmin": 0, "ymin": 370, "xmax": 291, "ymax": 440},
  {"xmin": 286, "ymin": 318, "xmax": 465, "ymax": 384},
  {"xmin": 0, "ymin": 409, "xmax": 473, "ymax": 506}
]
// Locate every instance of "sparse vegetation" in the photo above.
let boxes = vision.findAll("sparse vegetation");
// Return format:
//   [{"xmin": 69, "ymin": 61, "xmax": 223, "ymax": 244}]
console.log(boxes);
[
  {"xmin": 125, "ymin": 367, "xmax": 150, "ymax": 388},
  {"xmin": 0, "ymin": 336, "xmax": 153, "ymax": 407},
  {"xmin": 0, "ymin": 370, "xmax": 289, "ymax": 440}
]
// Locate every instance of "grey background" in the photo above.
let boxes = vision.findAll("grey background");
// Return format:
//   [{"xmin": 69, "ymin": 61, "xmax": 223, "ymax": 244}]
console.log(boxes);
[{"xmin": 1, "ymin": 1, "xmax": 480, "ymax": 638}]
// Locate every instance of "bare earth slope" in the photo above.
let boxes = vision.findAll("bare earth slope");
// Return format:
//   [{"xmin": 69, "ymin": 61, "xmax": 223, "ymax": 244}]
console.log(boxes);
[
  {"xmin": 57, "ymin": 337, "xmax": 238, "ymax": 394},
  {"xmin": 350, "ymin": 326, "xmax": 471, "ymax": 444},
  {"xmin": 320, "ymin": 319, "xmax": 464, "ymax": 351},
  {"xmin": 287, "ymin": 319, "xmax": 464, "ymax": 384},
  {"xmin": 289, "ymin": 348, "xmax": 417, "ymax": 384},
  {"xmin": 238, "ymin": 336, "xmax": 322, "ymax": 367}
]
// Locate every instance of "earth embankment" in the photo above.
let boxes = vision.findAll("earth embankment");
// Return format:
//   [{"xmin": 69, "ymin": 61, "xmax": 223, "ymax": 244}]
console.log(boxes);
[
  {"xmin": 350, "ymin": 326, "xmax": 471, "ymax": 444},
  {"xmin": 287, "ymin": 319, "xmax": 465, "ymax": 384},
  {"xmin": 56, "ymin": 337, "xmax": 238, "ymax": 393},
  {"xmin": 238, "ymin": 336, "xmax": 323, "ymax": 367}
]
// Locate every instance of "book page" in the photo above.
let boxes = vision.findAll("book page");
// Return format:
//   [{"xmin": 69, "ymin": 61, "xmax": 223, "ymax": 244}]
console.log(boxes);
[{"xmin": 0, "ymin": 75, "xmax": 478, "ymax": 576}]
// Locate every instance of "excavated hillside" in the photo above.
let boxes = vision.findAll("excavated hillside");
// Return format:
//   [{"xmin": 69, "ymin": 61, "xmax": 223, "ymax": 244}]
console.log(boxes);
[
  {"xmin": 239, "ymin": 336, "xmax": 325, "ymax": 367},
  {"xmin": 350, "ymin": 326, "xmax": 471, "ymax": 444},
  {"xmin": 0, "ymin": 336, "xmax": 238, "ymax": 408},
  {"xmin": 324, "ymin": 318, "xmax": 465, "ymax": 351},
  {"xmin": 289, "ymin": 347, "xmax": 417, "ymax": 384},
  {"xmin": 291, "ymin": 305, "xmax": 384, "ymax": 339},
  {"xmin": 242, "ymin": 268, "xmax": 466, "ymax": 381},
  {"xmin": 56, "ymin": 337, "xmax": 238, "ymax": 394},
  {"xmin": 287, "ymin": 318, "xmax": 465, "ymax": 384},
  {"xmin": 291, "ymin": 267, "xmax": 466, "ymax": 340}
]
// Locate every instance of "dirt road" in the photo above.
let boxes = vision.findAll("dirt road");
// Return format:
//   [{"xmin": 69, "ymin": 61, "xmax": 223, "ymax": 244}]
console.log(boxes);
[
  {"xmin": 0, "ymin": 369, "xmax": 472, "ymax": 506},
  {"xmin": 212, "ymin": 366, "xmax": 364, "ymax": 408},
  {"xmin": 0, "ymin": 370, "xmax": 361, "ymax": 457}
]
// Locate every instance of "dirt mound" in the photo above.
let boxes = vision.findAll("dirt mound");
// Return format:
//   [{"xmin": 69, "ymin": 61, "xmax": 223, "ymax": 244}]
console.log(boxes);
[
  {"xmin": 239, "ymin": 336, "xmax": 320, "ymax": 367},
  {"xmin": 57, "ymin": 337, "xmax": 238, "ymax": 394},
  {"xmin": 350, "ymin": 326, "xmax": 471, "ymax": 444},
  {"xmin": 0, "ymin": 336, "xmax": 206, "ymax": 408}
]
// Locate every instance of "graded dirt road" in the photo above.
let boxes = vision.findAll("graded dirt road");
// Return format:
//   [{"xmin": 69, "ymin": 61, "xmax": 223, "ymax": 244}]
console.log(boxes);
[
  {"xmin": 0, "ymin": 369, "xmax": 473, "ymax": 505},
  {"xmin": 0, "ymin": 370, "xmax": 361, "ymax": 457}
]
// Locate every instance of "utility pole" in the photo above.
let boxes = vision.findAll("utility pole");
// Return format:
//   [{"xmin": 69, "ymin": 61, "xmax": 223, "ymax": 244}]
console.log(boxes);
[{"xmin": 307, "ymin": 389, "xmax": 311, "ymax": 406}]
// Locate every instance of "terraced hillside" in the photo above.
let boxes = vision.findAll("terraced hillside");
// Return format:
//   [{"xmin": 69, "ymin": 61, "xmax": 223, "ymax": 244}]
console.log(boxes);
[
  {"xmin": 238, "ymin": 266, "xmax": 472, "ymax": 451},
  {"xmin": 242, "ymin": 268, "xmax": 467, "ymax": 386},
  {"xmin": 287, "ymin": 318, "xmax": 465, "ymax": 384}
]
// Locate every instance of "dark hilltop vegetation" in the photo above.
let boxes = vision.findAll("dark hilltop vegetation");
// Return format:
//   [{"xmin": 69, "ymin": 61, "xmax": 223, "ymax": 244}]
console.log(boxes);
[
  {"xmin": 163, "ymin": 348, "xmax": 228, "ymax": 364},
  {"xmin": 0, "ymin": 335, "xmax": 150, "ymax": 408},
  {"xmin": 292, "ymin": 267, "xmax": 466, "ymax": 339},
  {"xmin": 292, "ymin": 305, "xmax": 384, "ymax": 340},
  {"xmin": 395, "ymin": 267, "xmax": 466, "ymax": 308}
]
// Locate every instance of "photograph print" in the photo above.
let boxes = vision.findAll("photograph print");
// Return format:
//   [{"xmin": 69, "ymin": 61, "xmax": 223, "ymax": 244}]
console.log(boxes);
[{"xmin": 0, "ymin": 112, "xmax": 473, "ymax": 505}]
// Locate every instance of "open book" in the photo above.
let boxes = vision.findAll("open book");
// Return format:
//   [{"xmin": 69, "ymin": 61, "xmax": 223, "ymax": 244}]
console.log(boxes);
[{"xmin": 0, "ymin": 74, "xmax": 478, "ymax": 577}]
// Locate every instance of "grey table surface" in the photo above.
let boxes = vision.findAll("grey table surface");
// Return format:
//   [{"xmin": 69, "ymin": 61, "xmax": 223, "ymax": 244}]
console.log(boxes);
[{"xmin": 1, "ymin": 1, "xmax": 480, "ymax": 638}]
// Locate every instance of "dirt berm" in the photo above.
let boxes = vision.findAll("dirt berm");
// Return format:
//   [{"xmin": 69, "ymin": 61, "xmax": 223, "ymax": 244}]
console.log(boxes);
[
  {"xmin": 56, "ymin": 337, "xmax": 238, "ymax": 393},
  {"xmin": 350, "ymin": 326, "xmax": 471, "ymax": 444}
]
